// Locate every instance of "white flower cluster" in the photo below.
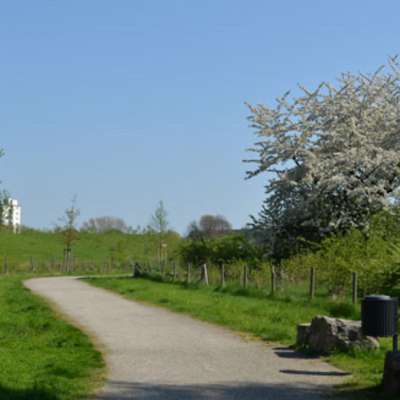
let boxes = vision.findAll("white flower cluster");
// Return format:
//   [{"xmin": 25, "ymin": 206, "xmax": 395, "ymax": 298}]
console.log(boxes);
[{"xmin": 247, "ymin": 58, "xmax": 400, "ymax": 243}]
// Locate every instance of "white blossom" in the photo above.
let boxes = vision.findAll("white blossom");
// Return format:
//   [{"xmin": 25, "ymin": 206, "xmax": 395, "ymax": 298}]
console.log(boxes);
[{"xmin": 247, "ymin": 58, "xmax": 400, "ymax": 255}]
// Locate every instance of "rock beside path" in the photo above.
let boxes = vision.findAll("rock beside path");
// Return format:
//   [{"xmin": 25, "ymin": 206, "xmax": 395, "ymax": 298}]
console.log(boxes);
[{"xmin": 297, "ymin": 315, "xmax": 379, "ymax": 354}]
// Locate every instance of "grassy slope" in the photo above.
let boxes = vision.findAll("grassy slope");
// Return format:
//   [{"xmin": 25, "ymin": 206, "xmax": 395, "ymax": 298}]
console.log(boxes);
[
  {"xmin": 0, "ymin": 229, "xmax": 180, "ymax": 267},
  {"xmin": 0, "ymin": 277, "xmax": 104, "ymax": 400},
  {"xmin": 88, "ymin": 277, "xmax": 392, "ymax": 399}
]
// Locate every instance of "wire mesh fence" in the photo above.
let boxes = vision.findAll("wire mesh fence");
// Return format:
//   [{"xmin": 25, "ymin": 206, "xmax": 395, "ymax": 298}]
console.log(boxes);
[{"xmin": 1, "ymin": 255, "xmax": 362, "ymax": 304}]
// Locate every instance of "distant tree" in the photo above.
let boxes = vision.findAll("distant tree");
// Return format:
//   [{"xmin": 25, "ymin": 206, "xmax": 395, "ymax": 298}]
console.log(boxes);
[
  {"xmin": 179, "ymin": 239, "xmax": 212, "ymax": 267},
  {"xmin": 185, "ymin": 220, "xmax": 203, "ymax": 240},
  {"xmin": 187, "ymin": 214, "xmax": 232, "ymax": 239},
  {"xmin": 199, "ymin": 214, "xmax": 232, "ymax": 236},
  {"xmin": 58, "ymin": 197, "xmax": 80, "ymax": 272},
  {"xmin": 81, "ymin": 216, "xmax": 129, "ymax": 233},
  {"xmin": 0, "ymin": 192, "xmax": 12, "ymax": 229},
  {"xmin": 149, "ymin": 201, "xmax": 169, "ymax": 265},
  {"xmin": 212, "ymin": 234, "xmax": 260, "ymax": 266}
]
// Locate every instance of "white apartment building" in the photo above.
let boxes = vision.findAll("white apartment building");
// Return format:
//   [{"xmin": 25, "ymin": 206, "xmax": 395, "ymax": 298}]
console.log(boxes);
[{"xmin": 3, "ymin": 199, "xmax": 22, "ymax": 232}]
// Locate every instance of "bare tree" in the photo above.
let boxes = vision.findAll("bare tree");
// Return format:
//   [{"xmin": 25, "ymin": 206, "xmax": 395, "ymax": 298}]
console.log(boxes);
[
  {"xmin": 149, "ymin": 201, "xmax": 169, "ymax": 265},
  {"xmin": 81, "ymin": 216, "xmax": 129, "ymax": 233},
  {"xmin": 200, "ymin": 214, "xmax": 232, "ymax": 236},
  {"xmin": 58, "ymin": 197, "xmax": 80, "ymax": 272},
  {"xmin": 187, "ymin": 214, "xmax": 232, "ymax": 239},
  {"xmin": 0, "ymin": 149, "xmax": 11, "ymax": 230}
]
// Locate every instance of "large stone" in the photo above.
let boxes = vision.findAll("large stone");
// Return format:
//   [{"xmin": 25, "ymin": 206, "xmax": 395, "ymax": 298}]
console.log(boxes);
[
  {"xmin": 298, "ymin": 315, "xmax": 380, "ymax": 355},
  {"xmin": 383, "ymin": 352, "xmax": 400, "ymax": 395},
  {"xmin": 308, "ymin": 316, "xmax": 340, "ymax": 354}
]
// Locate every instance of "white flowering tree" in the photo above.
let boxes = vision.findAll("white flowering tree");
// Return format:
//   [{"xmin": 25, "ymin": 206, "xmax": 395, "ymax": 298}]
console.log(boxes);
[{"xmin": 247, "ymin": 58, "xmax": 400, "ymax": 260}]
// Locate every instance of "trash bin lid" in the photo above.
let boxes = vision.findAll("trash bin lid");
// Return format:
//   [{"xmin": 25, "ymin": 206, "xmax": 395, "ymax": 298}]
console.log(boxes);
[{"xmin": 363, "ymin": 295, "xmax": 392, "ymax": 301}]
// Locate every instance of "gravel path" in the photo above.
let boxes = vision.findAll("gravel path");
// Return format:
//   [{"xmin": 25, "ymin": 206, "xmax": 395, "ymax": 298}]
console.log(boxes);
[{"xmin": 24, "ymin": 277, "xmax": 347, "ymax": 399}]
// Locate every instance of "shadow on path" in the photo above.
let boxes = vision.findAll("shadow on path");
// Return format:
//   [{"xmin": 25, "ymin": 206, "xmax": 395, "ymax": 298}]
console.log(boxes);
[
  {"xmin": 273, "ymin": 346, "xmax": 320, "ymax": 360},
  {"xmin": 95, "ymin": 381, "xmax": 337, "ymax": 400},
  {"xmin": 280, "ymin": 369, "xmax": 351, "ymax": 377}
]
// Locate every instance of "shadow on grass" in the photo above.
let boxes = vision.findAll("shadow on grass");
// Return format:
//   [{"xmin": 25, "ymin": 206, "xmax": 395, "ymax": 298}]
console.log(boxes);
[
  {"xmin": 0, "ymin": 385, "xmax": 58, "ymax": 400},
  {"xmin": 94, "ymin": 380, "xmax": 339, "ymax": 400}
]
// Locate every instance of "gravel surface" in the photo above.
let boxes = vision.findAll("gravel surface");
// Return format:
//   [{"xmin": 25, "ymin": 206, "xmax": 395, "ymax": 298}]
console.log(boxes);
[{"xmin": 24, "ymin": 277, "xmax": 347, "ymax": 399}]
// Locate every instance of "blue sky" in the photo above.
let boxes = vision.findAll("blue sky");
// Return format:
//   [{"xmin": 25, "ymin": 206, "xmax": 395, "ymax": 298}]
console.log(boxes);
[{"xmin": 1, "ymin": 1, "xmax": 399, "ymax": 233}]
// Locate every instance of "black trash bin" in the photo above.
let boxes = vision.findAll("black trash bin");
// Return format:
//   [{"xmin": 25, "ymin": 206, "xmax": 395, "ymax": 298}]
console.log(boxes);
[
  {"xmin": 362, "ymin": 295, "xmax": 399, "ymax": 394},
  {"xmin": 362, "ymin": 295, "xmax": 398, "ymax": 338}
]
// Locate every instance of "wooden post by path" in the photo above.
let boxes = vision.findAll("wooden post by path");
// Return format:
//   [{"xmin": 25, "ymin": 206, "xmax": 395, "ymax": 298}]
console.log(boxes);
[
  {"xmin": 243, "ymin": 265, "xmax": 248, "ymax": 288},
  {"xmin": 203, "ymin": 264, "xmax": 209, "ymax": 286},
  {"xmin": 187, "ymin": 263, "xmax": 191, "ymax": 284},
  {"xmin": 132, "ymin": 261, "xmax": 136, "ymax": 278},
  {"xmin": 30, "ymin": 256, "xmax": 35, "ymax": 273},
  {"xmin": 173, "ymin": 261, "xmax": 177, "ymax": 282},
  {"xmin": 220, "ymin": 264, "xmax": 225, "ymax": 287},
  {"xmin": 3, "ymin": 256, "xmax": 7, "ymax": 275},
  {"xmin": 309, "ymin": 267, "xmax": 316, "ymax": 300},
  {"xmin": 160, "ymin": 261, "xmax": 165, "ymax": 279},
  {"xmin": 270, "ymin": 264, "xmax": 276, "ymax": 296},
  {"xmin": 352, "ymin": 272, "xmax": 358, "ymax": 305}
]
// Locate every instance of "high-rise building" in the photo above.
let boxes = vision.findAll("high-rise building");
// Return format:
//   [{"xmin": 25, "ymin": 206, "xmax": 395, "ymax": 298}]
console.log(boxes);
[{"xmin": 3, "ymin": 199, "xmax": 22, "ymax": 233}]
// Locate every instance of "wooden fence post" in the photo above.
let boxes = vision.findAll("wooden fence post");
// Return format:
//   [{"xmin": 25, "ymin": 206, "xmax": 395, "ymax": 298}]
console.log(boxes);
[
  {"xmin": 30, "ymin": 256, "xmax": 35, "ymax": 273},
  {"xmin": 4, "ymin": 256, "xmax": 8, "ymax": 275},
  {"xmin": 203, "ymin": 263, "xmax": 209, "ymax": 286},
  {"xmin": 220, "ymin": 264, "xmax": 225, "ymax": 287},
  {"xmin": 352, "ymin": 272, "xmax": 358, "ymax": 305},
  {"xmin": 132, "ymin": 261, "xmax": 137, "ymax": 278},
  {"xmin": 187, "ymin": 263, "xmax": 191, "ymax": 284},
  {"xmin": 270, "ymin": 264, "xmax": 276, "ymax": 296},
  {"xmin": 309, "ymin": 267, "xmax": 316, "ymax": 300},
  {"xmin": 243, "ymin": 265, "xmax": 248, "ymax": 288},
  {"xmin": 173, "ymin": 261, "xmax": 177, "ymax": 282},
  {"xmin": 160, "ymin": 260, "xmax": 165, "ymax": 279}
]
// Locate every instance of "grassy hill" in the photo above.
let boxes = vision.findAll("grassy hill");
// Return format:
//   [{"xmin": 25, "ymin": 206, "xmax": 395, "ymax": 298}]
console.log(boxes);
[{"xmin": 0, "ymin": 229, "xmax": 181, "ymax": 272}]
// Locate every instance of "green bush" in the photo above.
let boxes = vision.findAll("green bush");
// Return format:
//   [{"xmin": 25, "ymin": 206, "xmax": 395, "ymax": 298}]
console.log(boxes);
[{"xmin": 282, "ymin": 211, "xmax": 400, "ymax": 297}]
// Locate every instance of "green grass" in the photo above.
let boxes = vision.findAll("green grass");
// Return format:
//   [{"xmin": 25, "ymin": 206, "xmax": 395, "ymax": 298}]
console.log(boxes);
[
  {"xmin": 0, "ymin": 277, "xmax": 105, "ymax": 400},
  {"xmin": 0, "ymin": 229, "xmax": 181, "ymax": 271},
  {"xmin": 87, "ymin": 276, "xmax": 393, "ymax": 399}
]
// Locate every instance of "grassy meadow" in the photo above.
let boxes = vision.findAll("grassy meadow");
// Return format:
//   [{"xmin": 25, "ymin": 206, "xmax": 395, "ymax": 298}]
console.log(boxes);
[
  {"xmin": 0, "ymin": 228, "xmax": 181, "ymax": 273},
  {"xmin": 0, "ymin": 277, "xmax": 104, "ymax": 400}
]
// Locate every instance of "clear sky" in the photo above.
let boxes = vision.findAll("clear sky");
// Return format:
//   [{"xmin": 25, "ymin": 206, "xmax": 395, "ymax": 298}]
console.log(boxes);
[{"xmin": 1, "ymin": 1, "xmax": 399, "ymax": 233}]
